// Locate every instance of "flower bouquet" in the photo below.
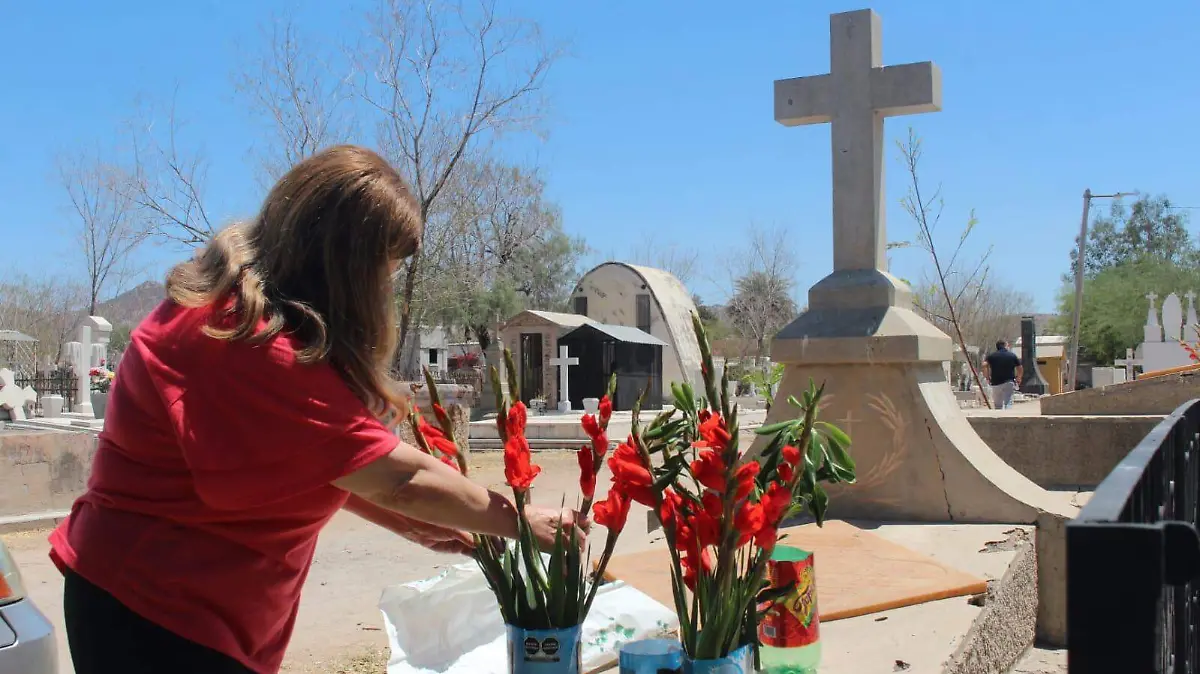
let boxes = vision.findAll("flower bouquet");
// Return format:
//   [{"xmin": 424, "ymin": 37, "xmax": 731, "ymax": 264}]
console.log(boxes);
[
  {"xmin": 603, "ymin": 316, "xmax": 855, "ymax": 671},
  {"xmin": 88, "ymin": 361, "xmax": 115, "ymax": 393},
  {"xmin": 408, "ymin": 360, "xmax": 627, "ymax": 674}
]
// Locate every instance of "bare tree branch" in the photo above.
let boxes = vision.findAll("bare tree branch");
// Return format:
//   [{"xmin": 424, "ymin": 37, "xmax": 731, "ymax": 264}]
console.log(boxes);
[
  {"xmin": 58, "ymin": 150, "xmax": 148, "ymax": 314},
  {"xmin": 125, "ymin": 94, "xmax": 214, "ymax": 246},
  {"xmin": 234, "ymin": 14, "xmax": 358, "ymax": 185},
  {"xmin": 358, "ymin": 0, "xmax": 561, "ymax": 354},
  {"xmin": 899, "ymin": 128, "xmax": 1013, "ymax": 406}
]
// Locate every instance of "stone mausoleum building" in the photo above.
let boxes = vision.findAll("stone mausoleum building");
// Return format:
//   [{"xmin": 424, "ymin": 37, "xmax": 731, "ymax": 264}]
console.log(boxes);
[{"xmin": 498, "ymin": 262, "xmax": 703, "ymax": 411}]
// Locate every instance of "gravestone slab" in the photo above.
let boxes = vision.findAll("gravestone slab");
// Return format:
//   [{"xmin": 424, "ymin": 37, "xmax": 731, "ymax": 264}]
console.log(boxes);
[
  {"xmin": 1162, "ymin": 293, "xmax": 1183, "ymax": 342},
  {"xmin": 1018, "ymin": 316, "xmax": 1048, "ymax": 395},
  {"xmin": 1186, "ymin": 291, "xmax": 1198, "ymax": 332},
  {"xmin": 754, "ymin": 9, "xmax": 1071, "ymax": 523}
]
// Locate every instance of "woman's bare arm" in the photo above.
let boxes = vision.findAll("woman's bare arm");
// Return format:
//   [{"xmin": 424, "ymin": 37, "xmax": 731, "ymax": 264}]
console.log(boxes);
[{"xmin": 335, "ymin": 443, "xmax": 520, "ymax": 539}]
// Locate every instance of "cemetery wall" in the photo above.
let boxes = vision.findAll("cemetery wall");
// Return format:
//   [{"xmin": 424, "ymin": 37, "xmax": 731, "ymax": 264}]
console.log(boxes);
[
  {"xmin": 968, "ymin": 415, "xmax": 1161, "ymax": 488},
  {"xmin": 1040, "ymin": 371, "xmax": 1199, "ymax": 416},
  {"xmin": 0, "ymin": 430, "xmax": 97, "ymax": 523}
]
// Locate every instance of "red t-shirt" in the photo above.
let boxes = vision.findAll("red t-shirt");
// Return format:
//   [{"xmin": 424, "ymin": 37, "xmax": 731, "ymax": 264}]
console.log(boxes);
[{"xmin": 49, "ymin": 301, "xmax": 398, "ymax": 673}]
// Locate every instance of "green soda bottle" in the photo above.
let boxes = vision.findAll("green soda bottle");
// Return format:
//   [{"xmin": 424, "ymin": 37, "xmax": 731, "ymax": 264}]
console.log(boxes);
[{"xmin": 757, "ymin": 546, "xmax": 821, "ymax": 673}]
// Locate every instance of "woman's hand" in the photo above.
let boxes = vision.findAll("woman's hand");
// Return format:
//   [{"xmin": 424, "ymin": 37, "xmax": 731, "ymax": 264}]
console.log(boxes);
[
  {"xmin": 395, "ymin": 519, "xmax": 475, "ymax": 556},
  {"xmin": 522, "ymin": 504, "xmax": 589, "ymax": 553}
]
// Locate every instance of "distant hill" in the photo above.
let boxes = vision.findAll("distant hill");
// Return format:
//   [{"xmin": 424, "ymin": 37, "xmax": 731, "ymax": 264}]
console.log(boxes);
[{"xmin": 96, "ymin": 281, "xmax": 165, "ymax": 327}]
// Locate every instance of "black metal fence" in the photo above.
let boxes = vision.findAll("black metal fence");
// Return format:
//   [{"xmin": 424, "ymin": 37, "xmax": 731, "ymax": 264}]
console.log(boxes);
[
  {"xmin": 1068, "ymin": 399, "xmax": 1200, "ymax": 673},
  {"xmin": 13, "ymin": 369, "xmax": 79, "ymax": 415}
]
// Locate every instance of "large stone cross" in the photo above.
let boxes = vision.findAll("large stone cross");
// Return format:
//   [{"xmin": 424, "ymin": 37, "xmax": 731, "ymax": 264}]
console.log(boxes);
[
  {"xmin": 548, "ymin": 345, "xmax": 579, "ymax": 412},
  {"xmin": 774, "ymin": 9, "xmax": 941, "ymax": 272}
]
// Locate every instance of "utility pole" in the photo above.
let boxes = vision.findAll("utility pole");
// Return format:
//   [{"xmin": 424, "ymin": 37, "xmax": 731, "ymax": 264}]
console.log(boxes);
[{"xmin": 1067, "ymin": 189, "xmax": 1135, "ymax": 391}]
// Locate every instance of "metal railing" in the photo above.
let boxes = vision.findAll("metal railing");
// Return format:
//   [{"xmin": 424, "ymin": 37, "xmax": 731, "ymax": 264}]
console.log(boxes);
[{"xmin": 1068, "ymin": 399, "xmax": 1200, "ymax": 673}]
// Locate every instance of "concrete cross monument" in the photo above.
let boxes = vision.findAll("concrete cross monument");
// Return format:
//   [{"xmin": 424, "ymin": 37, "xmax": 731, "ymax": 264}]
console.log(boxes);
[
  {"xmin": 755, "ymin": 9, "xmax": 1067, "ymax": 523},
  {"xmin": 548, "ymin": 345, "xmax": 579, "ymax": 413}
]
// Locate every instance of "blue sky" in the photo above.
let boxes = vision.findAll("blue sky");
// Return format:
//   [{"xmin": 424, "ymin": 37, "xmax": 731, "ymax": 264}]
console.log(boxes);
[{"xmin": 2, "ymin": 0, "xmax": 1197, "ymax": 313}]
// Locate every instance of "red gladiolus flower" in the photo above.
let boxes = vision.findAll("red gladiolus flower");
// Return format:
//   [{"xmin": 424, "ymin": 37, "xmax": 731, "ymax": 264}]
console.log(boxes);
[
  {"xmin": 593, "ymin": 489, "xmax": 632, "ymax": 533},
  {"xmin": 735, "ymin": 500, "xmax": 766, "ymax": 547},
  {"xmin": 581, "ymin": 413, "xmax": 601, "ymax": 439},
  {"xmin": 506, "ymin": 402, "xmax": 528, "ymax": 438},
  {"xmin": 580, "ymin": 413, "xmax": 609, "ymax": 459},
  {"xmin": 417, "ymin": 417, "xmax": 459, "ymax": 457},
  {"xmin": 781, "ymin": 444, "xmax": 801, "ymax": 466},
  {"xmin": 680, "ymin": 547, "xmax": 715, "ymax": 591},
  {"xmin": 778, "ymin": 462, "xmax": 795, "ymax": 483},
  {"xmin": 433, "ymin": 403, "xmax": 450, "ymax": 426},
  {"xmin": 762, "ymin": 482, "xmax": 793, "ymax": 523},
  {"xmin": 690, "ymin": 449, "xmax": 727, "ymax": 492},
  {"xmin": 698, "ymin": 412, "xmax": 732, "ymax": 452},
  {"xmin": 755, "ymin": 525, "xmax": 778, "ymax": 552},
  {"xmin": 577, "ymin": 445, "xmax": 596, "ymax": 500},
  {"xmin": 658, "ymin": 489, "xmax": 685, "ymax": 531},
  {"xmin": 599, "ymin": 396, "xmax": 613, "ymax": 424},
  {"xmin": 733, "ymin": 461, "xmax": 760, "ymax": 501},
  {"xmin": 608, "ymin": 440, "xmax": 656, "ymax": 506},
  {"xmin": 503, "ymin": 434, "xmax": 540, "ymax": 493},
  {"xmin": 694, "ymin": 493, "xmax": 722, "ymax": 548},
  {"xmin": 440, "ymin": 454, "xmax": 461, "ymax": 473}
]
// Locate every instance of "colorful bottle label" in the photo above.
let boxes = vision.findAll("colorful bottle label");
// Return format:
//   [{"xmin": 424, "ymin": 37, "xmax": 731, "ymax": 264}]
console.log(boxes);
[{"xmin": 758, "ymin": 548, "xmax": 819, "ymax": 649}]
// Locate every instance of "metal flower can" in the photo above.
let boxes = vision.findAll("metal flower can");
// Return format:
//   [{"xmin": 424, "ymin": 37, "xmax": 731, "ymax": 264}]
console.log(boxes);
[
  {"xmin": 505, "ymin": 624, "xmax": 582, "ymax": 674},
  {"xmin": 683, "ymin": 643, "xmax": 754, "ymax": 674}
]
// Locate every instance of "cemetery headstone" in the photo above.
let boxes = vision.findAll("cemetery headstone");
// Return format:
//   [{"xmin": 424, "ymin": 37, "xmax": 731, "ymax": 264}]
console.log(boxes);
[
  {"xmin": 0, "ymin": 368, "xmax": 37, "ymax": 421},
  {"xmin": 1162, "ymin": 293, "xmax": 1183, "ymax": 342},
  {"xmin": 1186, "ymin": 291, "xmax": 1198, "ymax": 332},
  {"xmin": 1144, "ymin": 293, "xmax": 1162, "ymax": 343},
  {"xmin": 548, "ymin": 345, "xmax": 579, "ymax": 413},
  {"xmin": 70, "ymin": 324, "xmax": 94, "ymax": 416},
  {"xmin": 82, "ymin": 316, "xmax": 113, "ymax": 368},
  {"xmin": 1018, "ymin": 316, "xmax": 1048, "ymax": 395},
  {"xmin": 755, "ymin": 8, "xmax": 1066, "ymax": 522}
]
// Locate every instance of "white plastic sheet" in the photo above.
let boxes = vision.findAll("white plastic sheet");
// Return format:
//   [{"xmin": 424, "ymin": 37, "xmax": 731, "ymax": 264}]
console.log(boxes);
[{"xmin": 380, "ymin": 562, "xmax": 678, "ymax": 674}]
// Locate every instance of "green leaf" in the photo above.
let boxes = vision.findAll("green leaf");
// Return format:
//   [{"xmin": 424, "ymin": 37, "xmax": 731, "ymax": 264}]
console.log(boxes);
[
  {"xmin": 815, "ymin": 421, "xmax": 852, "ymax": 449},
  {"xmin": 756, "ymin": 420, "xmax": 795, "ymax": 436}
]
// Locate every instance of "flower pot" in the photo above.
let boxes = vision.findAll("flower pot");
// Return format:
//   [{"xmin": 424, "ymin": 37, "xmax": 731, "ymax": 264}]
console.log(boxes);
[
  {"xmin": 683, "ymin": 644, "xmax": 754, "ymax": 674},
  {"xmin": 506, "ymin": 624, "xmax": 582, "ymax": 674},
  {"xmin": 90, "ymin": 391, "xmax": 109, "ymax": 419}
]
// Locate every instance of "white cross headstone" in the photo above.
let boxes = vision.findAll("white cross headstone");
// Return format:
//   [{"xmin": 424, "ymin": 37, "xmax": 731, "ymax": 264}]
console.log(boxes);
[
  {"xmin": 775, "ymin": 9, "xmax": 941, "ymax": 273},
  {"xmin": 0, "ymin": 368, "xmax": 37, "ymax": 421},
  {"xmin": 1144, "ymin": 292, "xmax": 1162, "ymax": 343},
  {"xmin": 548, "ymin": 345, "xmax": 579, "ymax": 413},
  {"xmin": 1114, "ymin": 347, "xmax": 1139, "ymax": 381}
]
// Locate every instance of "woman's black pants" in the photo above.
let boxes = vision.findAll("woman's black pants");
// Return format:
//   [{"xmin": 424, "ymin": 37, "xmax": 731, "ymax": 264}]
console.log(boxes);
[{"xmin": 63, "ymin": 569, "xmax": 254, "ymax": 674}]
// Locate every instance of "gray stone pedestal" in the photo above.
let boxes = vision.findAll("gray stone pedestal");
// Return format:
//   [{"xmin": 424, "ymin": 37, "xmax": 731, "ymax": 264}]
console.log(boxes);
[
  {"xmin": 758, "ymin": 9, "xmax": 1072, "ymax": 524},
  {"xmin": 1018, "ymin": 316, "xmax": 1049, "ymax": 395},
  {"xmin": 756, "ymin": 274, "xmax": 1068, "ymax": 522}
]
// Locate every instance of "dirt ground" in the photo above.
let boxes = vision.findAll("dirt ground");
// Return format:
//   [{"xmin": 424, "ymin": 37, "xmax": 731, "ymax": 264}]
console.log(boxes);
[{"xmin": 4, "ymin": 451, "xmax": 661, "ymax": 674}]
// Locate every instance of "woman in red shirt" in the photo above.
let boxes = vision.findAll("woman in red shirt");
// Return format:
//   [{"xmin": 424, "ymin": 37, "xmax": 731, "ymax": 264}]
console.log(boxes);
[{"xmin": 49, "ymin": 145, "xmax": 580, "ymax": 674}]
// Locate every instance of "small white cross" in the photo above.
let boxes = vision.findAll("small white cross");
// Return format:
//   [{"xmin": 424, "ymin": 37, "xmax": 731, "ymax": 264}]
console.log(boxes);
[
  {"xmin": 775, "ymin": 9, "xmax": 941, "ymax": 273},
  {"xmin": 548, "ymin": 345, "xmax": 579, "ymax": 412}
]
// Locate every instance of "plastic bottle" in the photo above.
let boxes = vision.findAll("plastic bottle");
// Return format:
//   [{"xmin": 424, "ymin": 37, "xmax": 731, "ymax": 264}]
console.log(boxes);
[{"xmin": 758, "ymin": 546, "xmax": 821, "ymax": 673}]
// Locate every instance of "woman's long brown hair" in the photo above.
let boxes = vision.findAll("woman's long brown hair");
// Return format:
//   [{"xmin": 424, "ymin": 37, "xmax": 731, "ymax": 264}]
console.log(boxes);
[{"xmin": 166, "ymin": 145, "xmax": 421, "ymax": 416}]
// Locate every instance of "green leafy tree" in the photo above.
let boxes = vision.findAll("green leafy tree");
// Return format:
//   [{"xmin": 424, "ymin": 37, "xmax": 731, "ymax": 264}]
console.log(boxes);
[
  {"xmin": 1071, "ymin": 194, "xmax": 1197, "ymax": 277},
  {"xmin": 1054, "ymin": 258, "xmax": 1200, "ymax": 364}
]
